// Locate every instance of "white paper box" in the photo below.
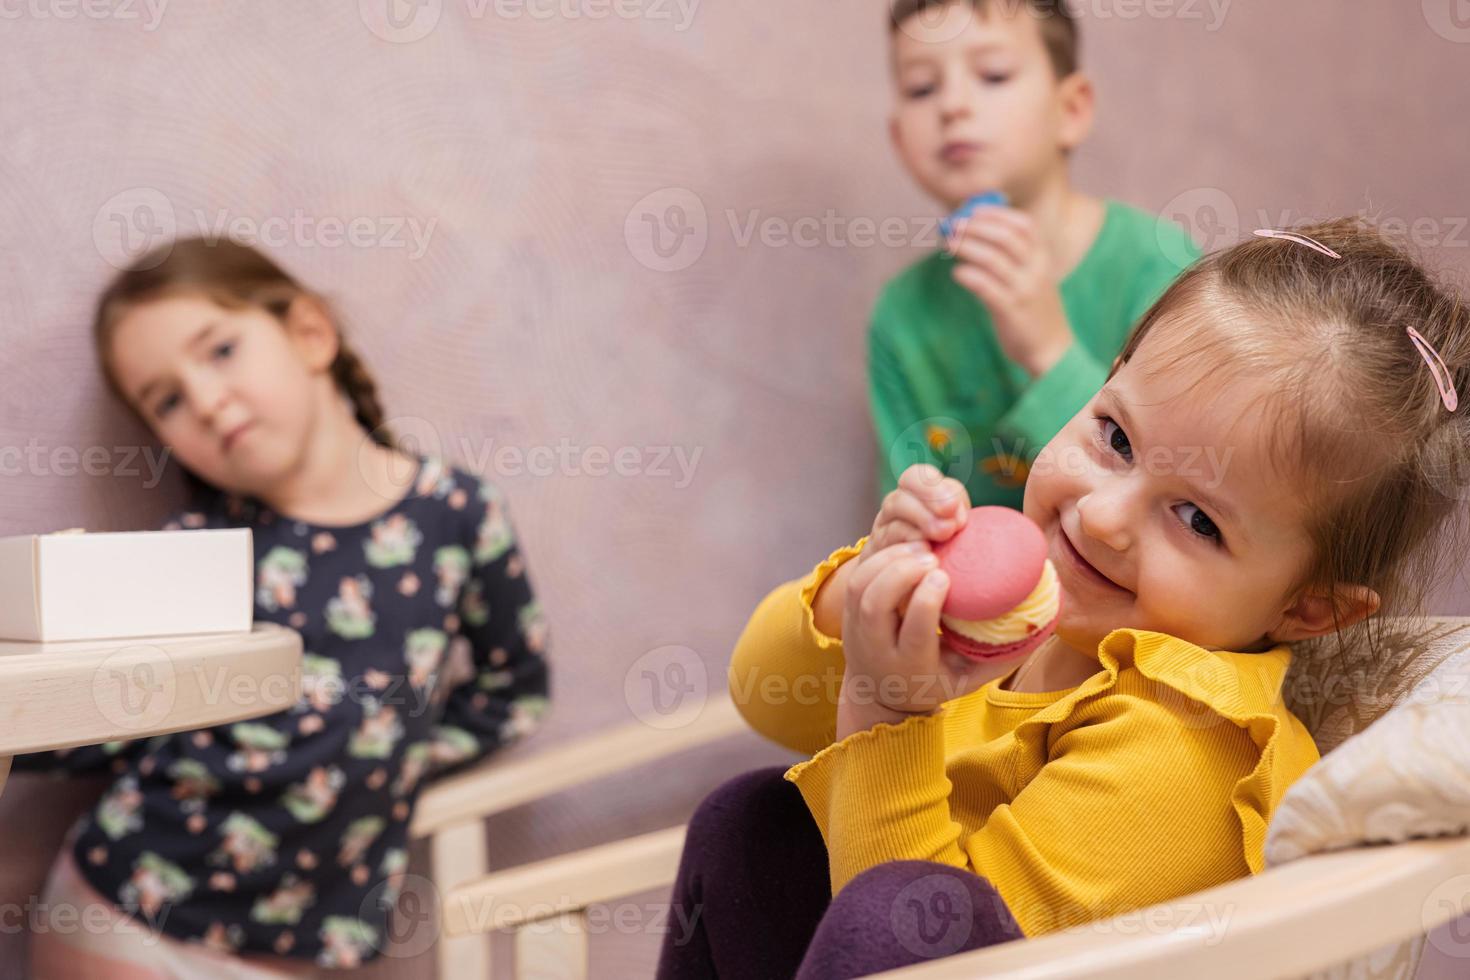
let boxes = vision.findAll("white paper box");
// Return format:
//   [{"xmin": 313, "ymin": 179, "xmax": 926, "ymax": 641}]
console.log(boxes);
[{"xmin": 0, "ymin": 528, "xmax": 254, "ymax": 642}]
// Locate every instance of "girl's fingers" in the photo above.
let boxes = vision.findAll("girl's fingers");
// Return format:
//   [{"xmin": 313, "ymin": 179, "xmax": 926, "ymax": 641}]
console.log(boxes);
[
  {"xmin": 897, "ymin": 567, "xmax": 948, "ymax": 664},
  {"xmin": 897, "ymin": 466, "xmax": 970, "ymax": 523},
  {"xmin": 855, "ymin": 554, "xmax": 936, "ymax": 637},
  {"xmin": 879, "ymin": 489, "xmax": 956, "ymax": 540},
  {"xmin": 869, "ymin": 519, "xmax": 927, "ymax": 553},
  {"xmin": 850, "ymin": 538, "xmax": 927, "ymax": 594}
]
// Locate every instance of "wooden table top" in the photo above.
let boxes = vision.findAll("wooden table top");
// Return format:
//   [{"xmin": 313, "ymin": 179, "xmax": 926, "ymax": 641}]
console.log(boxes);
[{"xmin": 0, "ymin": 623, "xmax": 302, "ymax": 756}]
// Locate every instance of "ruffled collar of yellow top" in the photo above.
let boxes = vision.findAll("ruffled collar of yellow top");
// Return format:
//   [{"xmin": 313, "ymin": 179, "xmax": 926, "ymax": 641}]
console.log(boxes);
[{"xmin": 1001, "ymin": 626, "xmax": 1313, "ymax": 875}]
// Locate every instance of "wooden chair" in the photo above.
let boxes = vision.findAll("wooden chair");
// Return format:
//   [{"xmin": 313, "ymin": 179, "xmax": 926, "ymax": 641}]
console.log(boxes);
[
  {"xmin": 409, "ymin": 694, "xmax": 749, "ymax": 978},
  {"xmin": 429, "ymin": 616, "xmax": 1470, "ymax": 980},
  {"xmin": 439, "ymin": 832, "xmax": 1470, "ymax": 979}
]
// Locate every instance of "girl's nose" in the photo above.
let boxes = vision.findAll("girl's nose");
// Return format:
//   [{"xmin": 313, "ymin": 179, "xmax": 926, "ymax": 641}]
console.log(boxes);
[
  {"xmin": 185, "ymin": 376, "xmax": 230, "ymax": 425},
  {"xmin": 1076, "ymin": 488, "xmax": 1133, "ymax": 553}
]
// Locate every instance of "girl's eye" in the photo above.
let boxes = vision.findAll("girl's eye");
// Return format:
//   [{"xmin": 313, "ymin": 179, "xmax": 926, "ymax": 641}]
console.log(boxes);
[
  {"xmin": 212, "ymin": 340, "xmax": 235, "ymax": 360},
  {"xmin": 154, "ymin": 393, "xmax": 180, "ymax": 419},
  {"xmin": 1094, "ymin": 414, "xmax": 1225, "ymax": 547},
  {"xmin": 1174, "ymin": 502, "xmax": 1223, "ymax": 545},
  {"xmin": 980, "ymin": 72, "xmax": 1012, "ymax": 84},
  {"xmin": 905, "ymin": 84, "xmax": 935, "ymax": 99},
  {"xmin": 1096, "ymin": 414, "xmax": 1132, "ymax": 461}
]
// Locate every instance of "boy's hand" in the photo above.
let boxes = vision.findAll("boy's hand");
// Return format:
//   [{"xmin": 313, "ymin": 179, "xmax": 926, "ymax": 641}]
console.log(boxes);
[{"xmin": 946, "ymin": 207, "xmax": 1074, "ymax": 378}]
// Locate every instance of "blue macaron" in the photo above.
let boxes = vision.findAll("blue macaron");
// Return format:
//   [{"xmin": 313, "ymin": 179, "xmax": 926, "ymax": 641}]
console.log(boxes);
[{"xmin": 940, "ymin": 190, "xmax": 1009, "ymax": 240}]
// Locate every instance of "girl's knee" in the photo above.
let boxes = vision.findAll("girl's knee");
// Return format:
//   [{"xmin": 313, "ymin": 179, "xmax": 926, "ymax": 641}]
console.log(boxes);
[{"xmin": 822, "ymin": 862, "xmax": 1023, "ymax": 961}]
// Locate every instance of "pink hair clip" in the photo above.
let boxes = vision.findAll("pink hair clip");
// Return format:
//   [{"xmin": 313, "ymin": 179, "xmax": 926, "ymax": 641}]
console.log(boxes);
[
  {"xmin": 1254, "ymin": 227, "xmax": 1457, "ymax": 413},
  {"xmin": 1407, "ymin": 326, "xmax": 1459, "ymax": 412},
  {"xmin": 1252, "ymin": 228, "xmax": 1342, "ymax": 259}
]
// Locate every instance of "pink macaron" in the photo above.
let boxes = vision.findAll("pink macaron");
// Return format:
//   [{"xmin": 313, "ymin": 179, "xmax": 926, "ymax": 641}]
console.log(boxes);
[{"xmin": 933, "ymin": 506, "xmax": 1060, "ymax": 661}]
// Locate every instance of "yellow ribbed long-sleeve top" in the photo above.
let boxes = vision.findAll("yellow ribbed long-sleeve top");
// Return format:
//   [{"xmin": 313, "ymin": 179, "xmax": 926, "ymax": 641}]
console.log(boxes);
[{"xmin": 728, "ymin": 539, "xmax": 1322, "ymax": 937}]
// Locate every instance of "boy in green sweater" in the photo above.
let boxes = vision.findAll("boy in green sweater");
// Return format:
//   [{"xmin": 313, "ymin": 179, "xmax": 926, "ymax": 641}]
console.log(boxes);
[{"xmin": 874, "ymin": 0, "xmax": 1200, "ymax": 506}]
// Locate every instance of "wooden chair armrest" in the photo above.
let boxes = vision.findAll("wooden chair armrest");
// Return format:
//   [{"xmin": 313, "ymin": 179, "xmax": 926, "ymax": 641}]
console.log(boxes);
[
  {"xmin": 874, "ymin": 834, "xmax": 1470, "ymax": 980},
  {"xmin": 410, "ymin": 695, "xmax": 746, "ymax": 838},
  {"xmin": 442, "ymin": 829, "xmax": 1470, "ymax": 980},
  {"xmin": 442, "ymin": 825, "xmax": 688, "ymax": 936}
]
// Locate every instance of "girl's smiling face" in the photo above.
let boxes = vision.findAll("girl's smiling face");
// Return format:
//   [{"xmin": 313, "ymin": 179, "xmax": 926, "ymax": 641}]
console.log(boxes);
[
  {"xmin": 1024, "ymin": 326, "xmax": 1374, "ymax": 657},
  {"xmin": 107, "ymin": 292, "xmax": 337, "ymax": 496}
]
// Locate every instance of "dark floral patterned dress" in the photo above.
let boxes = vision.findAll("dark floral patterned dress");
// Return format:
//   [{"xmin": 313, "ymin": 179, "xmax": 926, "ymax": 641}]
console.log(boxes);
[{"xmin": 15, "ymin": 455, "xmax": 552, "ymax": 967}]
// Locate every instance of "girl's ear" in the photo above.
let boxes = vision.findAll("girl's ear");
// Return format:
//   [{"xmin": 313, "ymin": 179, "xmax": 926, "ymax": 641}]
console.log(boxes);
[
  {"xmin": 1269, "ymin": 583, "xmax": 1381, "ymax": 643},
  {"xmin": 282, "ymin": 295, "xmax": 340, "ymax": 373}
]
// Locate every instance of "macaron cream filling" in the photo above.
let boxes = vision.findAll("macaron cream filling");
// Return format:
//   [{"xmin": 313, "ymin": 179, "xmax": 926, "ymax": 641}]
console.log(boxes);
[{"xmin": 940, "ymin": 559, "xmax": 1060, "ymax": 646}]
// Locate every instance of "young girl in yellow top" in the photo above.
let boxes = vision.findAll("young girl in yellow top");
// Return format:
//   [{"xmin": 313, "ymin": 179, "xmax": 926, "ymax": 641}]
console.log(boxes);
[{"xmin": 657, "ymin": 219, "xmax": 1470, "ymax": 980}]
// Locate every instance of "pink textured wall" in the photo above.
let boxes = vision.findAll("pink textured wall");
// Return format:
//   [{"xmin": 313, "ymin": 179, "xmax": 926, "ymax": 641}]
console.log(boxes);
[{"xmin": 2, "ymin": 2, "xmax": 1468, "ymax": 975}]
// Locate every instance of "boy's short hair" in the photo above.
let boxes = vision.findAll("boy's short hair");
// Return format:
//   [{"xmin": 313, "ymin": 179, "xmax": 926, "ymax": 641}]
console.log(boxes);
[{"xmin": 888, "ymin": 0, "xmax": 1079, "ymax": 79}]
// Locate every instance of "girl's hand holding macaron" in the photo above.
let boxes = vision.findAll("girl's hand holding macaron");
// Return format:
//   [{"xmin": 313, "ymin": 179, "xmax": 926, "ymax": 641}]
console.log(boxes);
[{"xmin": 829, "ymin": 465, "xmax": 1059, "ymax": 739}]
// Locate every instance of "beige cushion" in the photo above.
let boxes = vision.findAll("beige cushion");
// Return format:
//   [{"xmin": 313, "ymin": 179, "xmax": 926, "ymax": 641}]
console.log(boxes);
[
  {"xmin": 1283, "ymin": 617, "xmax": 1470, "ymax": 755},
  {"xmin": 1267, "ymin": 621, "xmax": 1470, "ymax": 979},
  {"xmin": 1266, "ymin": 620, "xmax": 1470, "ymax": 867}
]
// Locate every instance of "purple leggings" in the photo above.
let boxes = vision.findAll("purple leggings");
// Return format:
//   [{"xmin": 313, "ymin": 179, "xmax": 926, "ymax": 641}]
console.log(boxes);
[{"xmin": 655, "ymin": 766, "xmax": 1026, "ymax": 979}]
